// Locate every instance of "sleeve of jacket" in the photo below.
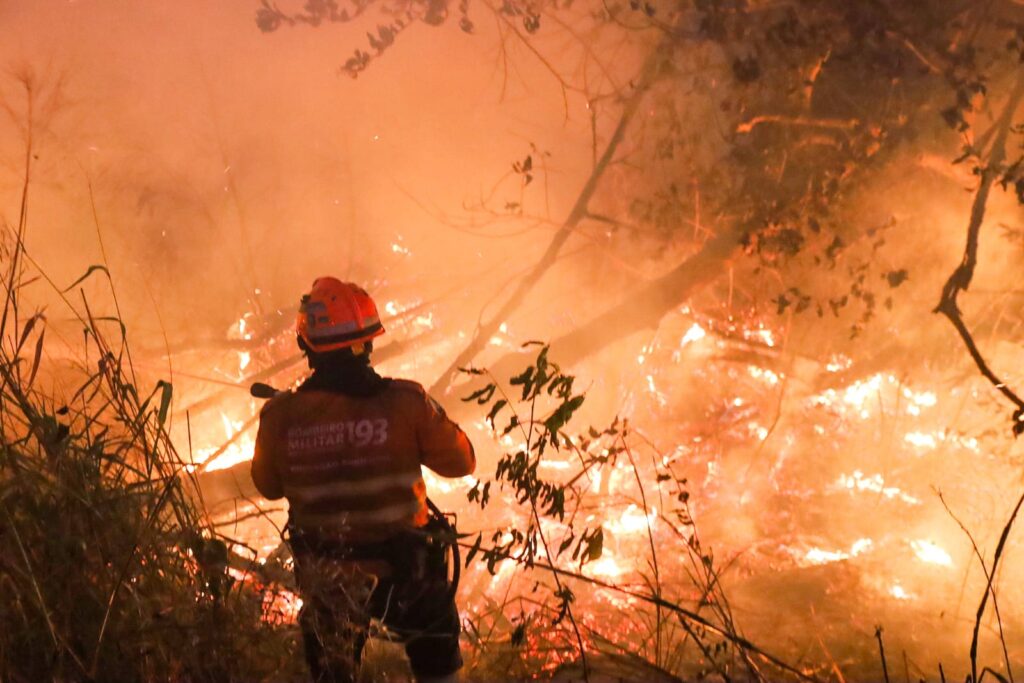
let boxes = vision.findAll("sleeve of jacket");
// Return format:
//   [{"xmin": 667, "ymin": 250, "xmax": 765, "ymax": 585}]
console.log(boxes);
[
  {"xmin": 251, "ymin": 398, "xmax": 286, "ymax": 500},
  {"xmin": 415, "ymin": 390, "xmax": 476, "ymax": 478}
]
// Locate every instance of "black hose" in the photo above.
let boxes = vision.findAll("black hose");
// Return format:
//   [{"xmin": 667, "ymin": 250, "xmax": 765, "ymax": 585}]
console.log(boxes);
[{"xmin": 426, "ymin": 497, "xmax": 461, "ymax": 600}]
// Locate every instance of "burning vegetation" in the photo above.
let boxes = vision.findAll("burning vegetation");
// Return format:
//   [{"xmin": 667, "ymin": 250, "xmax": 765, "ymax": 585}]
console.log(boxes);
[{"xmin": 3, "ymin": 0, "xmax": 1024, "ymax": 681}]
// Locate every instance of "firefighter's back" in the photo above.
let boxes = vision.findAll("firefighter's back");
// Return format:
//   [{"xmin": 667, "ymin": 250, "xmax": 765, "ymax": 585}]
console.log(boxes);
[{"xmin": 254, "ymin": 378, "xmax": 473, "ymax": 545}]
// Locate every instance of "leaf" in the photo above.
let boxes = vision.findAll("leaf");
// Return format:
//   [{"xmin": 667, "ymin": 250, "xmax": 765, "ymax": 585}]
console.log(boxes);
[
  {"xmin": 584, "ymin": 527, "xmax": 604, "ymax": 563},
  {"xmin": 27, "ymin": 328, "xmax": 45, "ymax": 388},
  {"xmin": 461, "ymin": 384, "xmax": 496, "ymax": 405},
  {"xmin": 884, "ymin": 269, "xmax": 909, "ymax": 288},
  {"xmin": 16, "ymin": 314, "xmax": 42, "ymax": 354},
  {"xmin": 465, "ymin": 533, "xmax": 483, "ymax": 568},
  {"xmin": 485, "ymin": 399, "xmax": 507, "ymax": 427},
  {"xmin": 62, "ymin": 265, "xmax": 110, "ymax": 293},
  {"xmin": 91, "ymin": 316, "xmax": 128, "ymax": 341},
  {"xmin": 156, "ymin": 380, "xmax": 173, "ymax": 427},
  {"xmin": 501, "ymin": 415, "xmax": 520, "ymax": 436},
  {"xmin": 557, "ymin": 533, "xmax": 575, "ymax": 556},
  {"xmin": 543, "ymin": 395, "xmax": 586, "ymax": 436}
]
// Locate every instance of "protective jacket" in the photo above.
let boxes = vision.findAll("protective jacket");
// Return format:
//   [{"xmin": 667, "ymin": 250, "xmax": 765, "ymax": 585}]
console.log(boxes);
[{"xmin": 251, "ymin": 372, "xmax": 475, "ymax": 545}]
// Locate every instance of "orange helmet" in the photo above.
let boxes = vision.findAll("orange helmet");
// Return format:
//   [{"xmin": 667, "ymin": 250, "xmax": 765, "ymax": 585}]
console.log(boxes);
[{"xmin": 296, "ymin": 277, "xmax": 385, "ymax": 353}]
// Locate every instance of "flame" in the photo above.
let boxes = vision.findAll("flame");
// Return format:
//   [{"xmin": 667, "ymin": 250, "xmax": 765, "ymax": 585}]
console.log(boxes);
[
  {"xmin": 196, "ymin": 412, "xmax": 257, "ymax": 472},
  {"xmin": 800, "ymin": 538, "xmax": 873, "ymax": 566},
  {"xmin": 228, "ymin": 314, "xmax": 254, "ymax": 341},
  {"xmin": 748, "ymin": 365, "xmax": 780, "ymax": 385},
  {"xmin": 837, "ymin": 470, "xmax": 920, "ymax": 505},
  {"xmin": 889, "ymin": 583, "xmax": 913, "ymax": 600},
  {"xmin": 262, "ymin": 589, "xmax": 303, "ymax": 625},
  {"xmin": 753, "ymin": 327, "xmax": 775, "ymax": 347},
  {"xmin": 825, "ymin": 354, "xmax": 853, "ymax": 372},
  {"xmin": 606, "ymin": 504, "xmax": 657, "ymax": 535},
  {"xmin": 585, "ymin": 554, "xmax": 628, "ymax": 578},
  {"xmin": 910, "ymin": 539, "xmax": 953, "ymax": 567},
  {"xmin": 680, "ymin": 322, "xmax": 706, "ymax": 345},
  {"xmin": 804, "ymin": 548, "xmax": 849, "ymax": 565},
  {"xmin": 904, "ymin": 431, "xmax": 939, "ymax": 449},
  {"xmin": 902, "ymin": 388, "xmax": 937, "ymax": 408}
]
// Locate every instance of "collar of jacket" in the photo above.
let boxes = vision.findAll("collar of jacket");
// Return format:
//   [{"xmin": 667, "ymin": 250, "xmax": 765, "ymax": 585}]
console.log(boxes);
[{"xmin": 299, "ymin": 360, "xmax": 387, "ymax": 398}]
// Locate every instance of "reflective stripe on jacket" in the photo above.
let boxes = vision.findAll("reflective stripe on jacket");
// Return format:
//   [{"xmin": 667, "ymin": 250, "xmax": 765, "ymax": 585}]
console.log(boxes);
[{"xmin": 251, "ymin": 378, "xmax": 475, "ymax": 544}]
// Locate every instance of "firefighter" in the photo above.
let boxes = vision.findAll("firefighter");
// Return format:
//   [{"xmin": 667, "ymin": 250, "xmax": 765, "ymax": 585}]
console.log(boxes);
[{"xmin": 251, "ymin": 277, "xmax": 475, "ymax": 683}]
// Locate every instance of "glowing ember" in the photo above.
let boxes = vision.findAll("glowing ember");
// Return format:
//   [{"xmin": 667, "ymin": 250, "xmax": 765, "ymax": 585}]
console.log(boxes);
[
  {"xmin": 837, "ymin": 471, "xmax": 920, "ymax": 505},
  {"xmin": 904, "ymin": 431, "xmax": 939, "ymax": 449},
  {"xmin": 228, "ymin": 315, "xmax": 254, "ymax": 341},
  {"xmin": 850, "ymin": 538, "xmax": 873, "ymax": 555},
  {"xmin": 753, "ymin": 327, "xmax": 775, "ymax": 347},
  {"xmin": 825, "ymin": 354, "xmax": 853, "ymax": 372},
  {"xmin": 910, "ymin": 540, "xmax": 953, "ymax": 567},
  {"xmin": 748, "ymin": 422, "xmax": 769, "ymax": 440},
  {"xmin": 263, "ymin": 588, "xmax": 303, "ymax": 625},
  {"xmin": 748, "ymin": 365, "xmax": 780, "ymax": 384},
  {"xmin": 902, "ymin": 388, "xmax": 937, "ymax": 407},
  {"xmin": 889, "ymin": 584, "xmax": 913, "ymax": 600},
  {"xmin": 804, "ymin": 548, "xmax": 849, "ymax": 565},
  {"xmin": 203, "ymin": 436, "xmax": 256, "ymax": 472},
  {"xmin": 842, "ymin": 373, "xmax": 886, "ymax": 410},
  {"xmin": 198, "ymin": 413, "xmax": 257, "ymax": 472},
  {"xmin": 585, "ymin": 555, "xmax": 628, "ymax": 578},
  {"xmin": 680, "ymin": 322, "xmax": 706, "ymax": 345},
  {"xmin": 606, "ymin": 504, "xmax": 657, "ymax": 535},
  {"xmin": 800, "ymin": 538, "xmax": 872, "ymax": 566}
]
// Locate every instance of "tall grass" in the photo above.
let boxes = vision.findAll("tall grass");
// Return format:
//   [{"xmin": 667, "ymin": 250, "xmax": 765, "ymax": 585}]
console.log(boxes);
[{"xmin": 0, "ymin": 74, "xmax": 299, "ymax": 683}]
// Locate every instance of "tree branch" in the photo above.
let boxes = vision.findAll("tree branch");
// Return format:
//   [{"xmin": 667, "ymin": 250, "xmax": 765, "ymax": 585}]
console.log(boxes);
[
  {"xmin": 933, "ymin": 72, "xmax": 1024, "ymax": 436},
  {"xmin": 429, "ymin": 35, "xmax": 672, "ymax": 396},
  {"xmin": 445, "ymin": 225, "xmax": 742, "ymax": 422}
]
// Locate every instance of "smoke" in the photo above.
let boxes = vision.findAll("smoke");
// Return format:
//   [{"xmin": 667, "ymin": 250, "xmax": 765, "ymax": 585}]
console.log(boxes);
[{"xmin": 0, "ymin": 0, "xmax": 624, "ymax": 350}]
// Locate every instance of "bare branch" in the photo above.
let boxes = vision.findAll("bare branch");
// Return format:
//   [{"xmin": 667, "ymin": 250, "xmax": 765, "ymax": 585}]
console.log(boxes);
[
  {"xmin": 429, "ymin": 34, "xmax": 673, "ymax": 396},
  {"xmin": 933, "ymin": 72, "xmax": 1024, "ymax": 437}
]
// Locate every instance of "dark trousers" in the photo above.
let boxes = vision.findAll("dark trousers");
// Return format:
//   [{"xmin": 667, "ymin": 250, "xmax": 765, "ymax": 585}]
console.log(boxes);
[{"xmin": 294, "ymin": 546, "xmax": 462, "ymax": 683}]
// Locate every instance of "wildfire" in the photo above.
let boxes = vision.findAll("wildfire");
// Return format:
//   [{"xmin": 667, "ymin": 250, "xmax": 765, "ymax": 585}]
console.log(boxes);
[{"xmin": 193, "ymin": 288, "xmax": 1006, "ymax": 676}]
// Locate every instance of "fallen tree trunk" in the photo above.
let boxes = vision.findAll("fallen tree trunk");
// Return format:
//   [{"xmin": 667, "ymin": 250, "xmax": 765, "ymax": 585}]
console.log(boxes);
[{"xmin": 443, "ymin": 226, "xmax": 744, "ymax": 420}]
